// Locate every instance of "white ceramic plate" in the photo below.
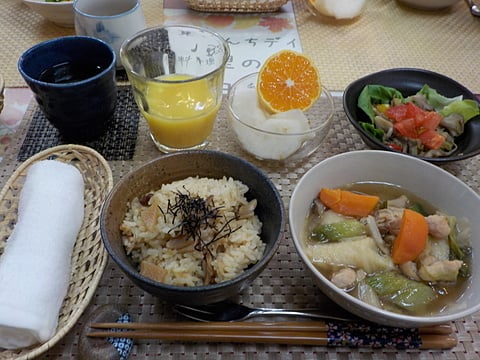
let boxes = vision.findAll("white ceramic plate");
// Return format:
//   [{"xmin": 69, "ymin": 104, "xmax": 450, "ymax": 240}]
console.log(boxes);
[{"xmin": 23, "ymin": 0, "xmax": 74, "ymax": 27}]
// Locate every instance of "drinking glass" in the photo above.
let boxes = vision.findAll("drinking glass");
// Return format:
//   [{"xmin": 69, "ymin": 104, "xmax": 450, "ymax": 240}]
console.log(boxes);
[{"xmin": 120, "ymin": 25, "xmax": 230, "ymax": 153}]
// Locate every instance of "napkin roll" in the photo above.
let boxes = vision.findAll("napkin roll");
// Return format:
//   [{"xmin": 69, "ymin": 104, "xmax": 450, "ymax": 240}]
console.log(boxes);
[{"xmin": 0, "ymin": 160, "xmax": 85, "ymax": 349}]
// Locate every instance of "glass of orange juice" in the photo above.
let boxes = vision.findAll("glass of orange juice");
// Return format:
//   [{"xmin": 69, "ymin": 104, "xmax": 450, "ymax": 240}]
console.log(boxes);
[{"xmin": 120, "ymin": 25, "xmax": 230, "ymax": 152}]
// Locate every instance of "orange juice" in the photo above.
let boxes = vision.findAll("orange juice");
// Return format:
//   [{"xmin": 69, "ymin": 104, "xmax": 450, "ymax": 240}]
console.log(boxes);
[{"xmin": 141, "ymin": 74, "xmax": 220, "ymax": 149}]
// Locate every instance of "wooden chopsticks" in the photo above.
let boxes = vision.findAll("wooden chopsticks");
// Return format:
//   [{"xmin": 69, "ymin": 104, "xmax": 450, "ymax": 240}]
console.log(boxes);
[{"xmin": 87, "ymin": 321, "xmax": 457, "ymax": 349}]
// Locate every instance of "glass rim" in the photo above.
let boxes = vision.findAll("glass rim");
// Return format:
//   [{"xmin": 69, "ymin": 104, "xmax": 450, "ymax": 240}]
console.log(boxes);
[
  {"xmin": 73, "ymin": 0, "xmax": 141, "ymax": 19},
  {"xmin": 120, "ymin": 25, "xmax": 230, "ymax": 83},
  {"xmin": 227, "ymin": 72, "xmax": 335, "ymax": 135},
  {"xmin": 17, "ymin": 35, "xmax": 116, "ymax": 88}
]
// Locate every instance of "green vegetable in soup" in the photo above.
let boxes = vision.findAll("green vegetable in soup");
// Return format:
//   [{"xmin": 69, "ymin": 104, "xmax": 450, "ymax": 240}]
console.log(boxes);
[
  {"xmin": 312, "ymin": 219, "xmax": 366, "ymax": 242},
  {"xmin": 408, "ymin": 203, "xmax": 428, "ymax": 216},
  {"xmin": 365, "ymin": 271, "xmax": 437, "ymax": 313},
  {"xmin": 447, "ymin": 216, "xmax": 472, "ymax": 278}
]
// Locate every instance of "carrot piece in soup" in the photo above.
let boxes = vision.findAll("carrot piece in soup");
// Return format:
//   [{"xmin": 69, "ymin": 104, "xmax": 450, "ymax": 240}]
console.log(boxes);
[
  {"xmin": 392, "ymin": 209, "xmax": 428, "ymax": 264},
  {"xmin": 318, "ymin": 188, "xmax": 380, "ymax": 217}
]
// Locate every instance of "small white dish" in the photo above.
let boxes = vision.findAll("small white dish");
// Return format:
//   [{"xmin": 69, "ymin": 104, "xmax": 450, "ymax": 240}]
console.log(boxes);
[
  {"xmin": 308, "ymin": 0, "xmax": 367, "ymax": 19},
  {"xmin": 23, "ymin": 0, "xmax": 74, "ymax": 28}
]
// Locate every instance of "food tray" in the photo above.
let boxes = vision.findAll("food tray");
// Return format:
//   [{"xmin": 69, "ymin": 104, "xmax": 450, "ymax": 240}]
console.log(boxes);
[
  {"xmin": 183, "ymin": 0, "xmax": 289, "ymax": 12},
  {"xmin": 0, "ymin": 144, "xmax": 113, "ymax": 360}
]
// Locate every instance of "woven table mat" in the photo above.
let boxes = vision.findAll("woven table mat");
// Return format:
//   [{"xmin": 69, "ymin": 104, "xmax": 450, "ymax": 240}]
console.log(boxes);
[
  {"xmin": 294, "ymin": 0, "xmax": 480, "ymax": 93},
  {"xmin": 17, "ymin": 86, "xmax": 139, "ymax": 162},
  {"xmin": 1, "ymin": 95, "xmax": 480, "ymax": 359},
  {"xmin": 2, "ymin": 0, "xmax": 480, "ymax": 93}
]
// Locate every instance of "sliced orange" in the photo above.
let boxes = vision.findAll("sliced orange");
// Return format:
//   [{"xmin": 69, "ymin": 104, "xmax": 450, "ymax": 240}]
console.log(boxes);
[{"xmin": 257, "ymin": 50, "xmax": 321, "ymax": 114}]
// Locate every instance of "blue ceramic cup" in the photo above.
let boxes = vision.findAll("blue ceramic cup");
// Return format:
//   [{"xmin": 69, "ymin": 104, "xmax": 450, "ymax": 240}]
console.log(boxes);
[{"xmin": 18, "ymin": 36, "xmax": 117, "ymax": 141}]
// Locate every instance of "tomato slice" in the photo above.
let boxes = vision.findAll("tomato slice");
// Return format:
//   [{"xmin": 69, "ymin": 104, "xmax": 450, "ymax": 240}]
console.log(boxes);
[
  {"xmin": 418, "ymin": 129, "xmax": 445, "ymax": 150},
  {"xmin": 393, "ymin": 117, "xmax": 418, "ymax": 138},
  {"xmin": 421, "ymin": 111, "xmax": 442, "ymax": 131},
  {"xmin": 385, "ymin": 102, "xmax": 445, "ymax": 149},
  {"xmin": 385, "ymin": 103, "xmax": 408, "ymax": 121},
  {"xmin": 386, "ymin": 102, "xmax": 423, "ymax": 122}
]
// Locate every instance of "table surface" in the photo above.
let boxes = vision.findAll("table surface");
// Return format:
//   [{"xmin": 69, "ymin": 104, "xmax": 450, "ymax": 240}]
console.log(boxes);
[
  {"xmin": 1, "ymin": 0, "xmax": 480, "ymax": 91},
  {"xmin": 1, "ymin": 0, "xmax": 480, "ymax": 359}
]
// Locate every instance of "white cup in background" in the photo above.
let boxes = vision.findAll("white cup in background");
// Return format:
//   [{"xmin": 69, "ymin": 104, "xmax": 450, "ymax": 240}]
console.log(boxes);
[{"xmin": 73, "ymin": 0, "xmax": 146, "ymax": 68}]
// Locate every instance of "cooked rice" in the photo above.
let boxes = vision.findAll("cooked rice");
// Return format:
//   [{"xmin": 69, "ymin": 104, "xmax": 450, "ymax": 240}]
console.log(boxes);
[{"xmin": 120, "ymin": 176, "xmax": 265, "ymax": 286}]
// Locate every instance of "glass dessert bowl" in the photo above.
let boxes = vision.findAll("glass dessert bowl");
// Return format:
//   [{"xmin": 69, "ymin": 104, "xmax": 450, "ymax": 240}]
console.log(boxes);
[{"xmin": 227, "ymin": 72, "xmax": 335, "ymax": 163}]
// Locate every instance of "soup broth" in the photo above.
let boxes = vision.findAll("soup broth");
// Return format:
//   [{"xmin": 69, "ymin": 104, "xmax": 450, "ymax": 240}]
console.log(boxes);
[{"xmin": 304, "ymin": 181, "xmax": 472, "ymax": 317}]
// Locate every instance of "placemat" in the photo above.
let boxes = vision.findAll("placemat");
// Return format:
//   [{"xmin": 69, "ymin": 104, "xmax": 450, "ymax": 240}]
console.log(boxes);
[
  {"xmin": 0, "ymin": 0, "xmax": 164, "ymax": 88},
  {"xmin": 17, "ymin": 86, "xmax": 139, "ymax": 161},
  {"xmin": 1, "ymin": 0, "xmax": 480, "ymax": 92},
  {"xmin": 295, "ymin": 0, "xmax": 480, "ymax": 93},
  {"xmin": 1, "ymin": 95, "xmax": 480, "ymax": 359}
]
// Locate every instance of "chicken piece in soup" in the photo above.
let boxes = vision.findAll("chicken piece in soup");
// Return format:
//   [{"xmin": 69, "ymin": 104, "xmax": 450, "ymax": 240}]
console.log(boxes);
[{"xmin": 304, "ymin": 182, "xmax": 472, "ymax": 316}]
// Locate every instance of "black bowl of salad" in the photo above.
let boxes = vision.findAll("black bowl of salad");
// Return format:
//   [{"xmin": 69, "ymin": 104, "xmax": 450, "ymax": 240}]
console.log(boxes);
[{"xmin": 343, "ymin": 68, "xmax": 480, "ymax": 163}]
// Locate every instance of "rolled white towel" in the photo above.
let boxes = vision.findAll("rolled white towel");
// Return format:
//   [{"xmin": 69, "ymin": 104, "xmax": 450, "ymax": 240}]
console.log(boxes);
[{"xmin": 0, "ymin": 160, "xmax": 84, "ymax": 349}]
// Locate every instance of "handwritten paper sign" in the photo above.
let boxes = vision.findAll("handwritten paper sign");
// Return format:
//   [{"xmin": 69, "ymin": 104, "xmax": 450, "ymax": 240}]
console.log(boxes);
[{"xmin": 163, "ymin": 0, "xmax": 302, "ymax": 90}]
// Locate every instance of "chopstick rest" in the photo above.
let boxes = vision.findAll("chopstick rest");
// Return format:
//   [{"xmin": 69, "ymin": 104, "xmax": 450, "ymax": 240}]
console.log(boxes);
[
  {"xmin": 0, "ymin": 160, "xmax": 84, "ymax": 349},
  {"xmin": 78, "ymin": 304, "xmax": 133, "ymax": 360}
]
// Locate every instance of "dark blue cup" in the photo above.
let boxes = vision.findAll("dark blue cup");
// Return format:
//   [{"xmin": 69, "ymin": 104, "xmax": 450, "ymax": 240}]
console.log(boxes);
[{"xmin": 18, "ymin": 36, "xmax": 117, "ymax": 141}]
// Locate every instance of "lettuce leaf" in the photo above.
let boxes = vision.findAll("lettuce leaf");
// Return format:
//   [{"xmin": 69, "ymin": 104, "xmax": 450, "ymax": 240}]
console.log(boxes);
[
  {"xmin": 357, "ymin": 84, "xmax": 480, "ymax": 128},
  {"xmin": 360, "ymin": 122, "xmax": 384, "ymax": 142},
  {"xmin": 407, "ymin": 84, "xmax": 479, "ymax": 122},
  {"xmin": 357, "ymin": 85, "xmax": 404, "ymax": 123},
  {"xmin": 356, "ymin": 84, "xmax": 480, "ymax": 143},
  {"xmin": 408, "ymin": 84, "xmax": 462, "ymax": 111},
  {"xmin": 440, "ymin": 99, "xmax": 480, "ymax": 123}
]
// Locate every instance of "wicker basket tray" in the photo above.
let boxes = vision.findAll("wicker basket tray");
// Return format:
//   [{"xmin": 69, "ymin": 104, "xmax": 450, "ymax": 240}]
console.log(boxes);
[
  {"xmin": 0, "ymin": 144, "xmax": 113, "ymax": 360},
  {"xmin": 183, "ymin": 0, "xmax": 289, "ymax": 12}
]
